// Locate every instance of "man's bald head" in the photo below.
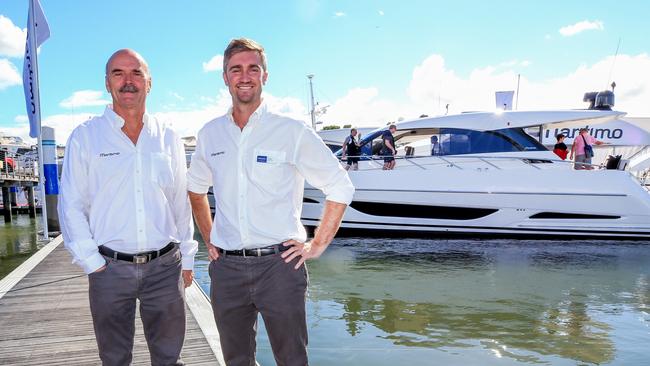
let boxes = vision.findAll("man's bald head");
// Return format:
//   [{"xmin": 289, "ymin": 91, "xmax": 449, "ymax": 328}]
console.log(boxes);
[{"xmin": 105, "ymin": 49, "xmax": 151, "ymax": 79}]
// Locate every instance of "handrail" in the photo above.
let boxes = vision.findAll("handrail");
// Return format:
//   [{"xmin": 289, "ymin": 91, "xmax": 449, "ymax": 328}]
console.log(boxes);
[
  {"xmin": 338, "ymin": 154, "xmax": 605, "ymax": 171},
  {"xmin": 0, "ymin": 149, "xmax": 40, "ymax": 180}
]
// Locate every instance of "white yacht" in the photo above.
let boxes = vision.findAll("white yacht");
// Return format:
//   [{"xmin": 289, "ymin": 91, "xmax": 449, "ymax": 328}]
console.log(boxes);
[{"xmin": 302, "ymin": 92, "xmax": 650, "ymax": 239}]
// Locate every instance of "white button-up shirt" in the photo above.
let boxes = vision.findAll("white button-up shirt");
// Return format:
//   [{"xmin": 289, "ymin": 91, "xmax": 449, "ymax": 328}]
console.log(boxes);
[
  {"xmin": 187, "ymin": 103, "xmax": 354, "ymax": 250},
  {"xmin": 58, "ymin": 106, "xmax": 198, "ymax": 274}
]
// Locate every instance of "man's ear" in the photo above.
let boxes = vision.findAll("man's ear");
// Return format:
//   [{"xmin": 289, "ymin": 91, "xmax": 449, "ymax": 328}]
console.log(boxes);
[
  {"xmin": 223, "ymin": 71, "xmax": 229, "ymax": 86},
  {"xmin": 262, "ymin": 71, "xmax": 268, "ymax": 85}
]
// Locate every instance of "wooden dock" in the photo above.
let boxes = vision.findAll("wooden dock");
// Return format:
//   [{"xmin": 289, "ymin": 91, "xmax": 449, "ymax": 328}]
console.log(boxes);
[{"xmin": 0, "ymin": 236, "xmax": 225, "ymax": 365}]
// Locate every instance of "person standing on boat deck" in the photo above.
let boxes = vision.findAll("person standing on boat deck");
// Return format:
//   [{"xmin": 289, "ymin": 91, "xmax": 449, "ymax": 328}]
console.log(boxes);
[
  {"xmin": 342, "ymin": 128, "xmax": 361, "ymax": 171},
  {"xmin": 187, "ymin": 38, "xmax": 354, "ymax": 366},
  {"xmin": 381, "ymin": 124, "xmax": 397, "ymax": 170},
  {"xmin": 553, "ymin": 133, "xmax": 568, "ymax": 160},
  {"xmin": 569, "ymin": 128, "xmax": 605, "ymax": 170},
  {"xmin": 58, "ymin": 49, "xmax": 197, "ymax": 366},
  {"xmin": 431, "ymin": 135, "xmax": 441, "ymax": 156}
]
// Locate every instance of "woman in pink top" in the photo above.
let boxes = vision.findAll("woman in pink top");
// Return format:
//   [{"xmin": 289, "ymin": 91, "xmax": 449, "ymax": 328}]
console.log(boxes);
[{"xmin": 569, "ymin": 128, "xmax": 605, "ymax": 170}]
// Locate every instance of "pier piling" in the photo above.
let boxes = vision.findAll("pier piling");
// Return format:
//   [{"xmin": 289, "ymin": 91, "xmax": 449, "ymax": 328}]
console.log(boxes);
[{"xmin": 2, "ymin": 187, "xmax": 11, "ymax": 223}]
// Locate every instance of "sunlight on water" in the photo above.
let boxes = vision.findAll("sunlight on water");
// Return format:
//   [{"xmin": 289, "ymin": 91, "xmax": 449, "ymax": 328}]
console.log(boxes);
[{"xmin": 194, "ymin": 237, "xmax": 650, "ymax": 365}]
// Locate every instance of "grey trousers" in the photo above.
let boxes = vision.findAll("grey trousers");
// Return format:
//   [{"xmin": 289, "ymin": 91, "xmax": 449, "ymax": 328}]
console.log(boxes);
[
  {"xmin": 88, "ymin": 245, "xmax": 186, "ymax": 366},
  {"xmin": 575, "ymin": 154, "xmax": 592, "ymax": 169},
  {"xmin": 209, "ymin": 251, "xmax": 309, "ymax": 366}
]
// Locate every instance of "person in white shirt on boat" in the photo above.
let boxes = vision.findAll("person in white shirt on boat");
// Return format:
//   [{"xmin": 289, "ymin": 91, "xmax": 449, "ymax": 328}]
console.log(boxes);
[
  {"xmin": 58, "ymin": 49, "xmax": 197, "ymax": 366},
  {"xmin": 187, "ymin": 38, "xmax": 354, "ymax": 366},
  {"xmin": 431, "ymin": 135, "xmax": 442, "ymax": 155}
]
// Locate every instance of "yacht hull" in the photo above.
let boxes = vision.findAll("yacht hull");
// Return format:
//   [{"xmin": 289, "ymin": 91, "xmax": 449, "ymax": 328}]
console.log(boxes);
[{"xmin": 301, "ymin": 164, "xmax": 650, "ymax": 239}]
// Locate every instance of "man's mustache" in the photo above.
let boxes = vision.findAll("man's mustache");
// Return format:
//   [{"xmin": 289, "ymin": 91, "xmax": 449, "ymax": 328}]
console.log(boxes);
[{"xmin": 119, "ymin": 84, "xmax": 139, "ymax": 93}]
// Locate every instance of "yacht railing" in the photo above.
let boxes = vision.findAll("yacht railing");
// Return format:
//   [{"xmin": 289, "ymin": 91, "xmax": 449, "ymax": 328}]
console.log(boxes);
[{"xmin": 340, "ymin": 154, "xmax": 604, "ymax": 171}]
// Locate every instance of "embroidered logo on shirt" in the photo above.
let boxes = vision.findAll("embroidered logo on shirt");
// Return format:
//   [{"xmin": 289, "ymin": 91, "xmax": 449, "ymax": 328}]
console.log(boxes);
[
  {"xmin": 256, "ymin": 155, "xmax": 268, "ymax": 163},
  {"xmin": 210, "ymin": 151, "xmax": 225, "ymax": 157},
  {"xmin": 99, "ymin": 152, "xmax": 120, "ymax": 158}
]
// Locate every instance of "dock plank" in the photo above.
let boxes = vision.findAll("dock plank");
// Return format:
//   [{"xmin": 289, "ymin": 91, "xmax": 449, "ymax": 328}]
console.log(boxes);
[{"xmin": 0, "ymin": 244, "xmax": 219, "ymax": 365}]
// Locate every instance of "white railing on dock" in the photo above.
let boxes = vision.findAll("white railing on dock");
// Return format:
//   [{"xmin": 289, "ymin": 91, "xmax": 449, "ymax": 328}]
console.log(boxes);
[{"xmin": 0, "ymin": 149, "xmax": 39, "ymax": 180}]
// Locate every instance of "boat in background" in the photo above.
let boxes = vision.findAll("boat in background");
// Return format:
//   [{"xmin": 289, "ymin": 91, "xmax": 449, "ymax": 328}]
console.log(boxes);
[{"xmin": 303, "ymin": 91, "xmax": 650, "ymax": 239}]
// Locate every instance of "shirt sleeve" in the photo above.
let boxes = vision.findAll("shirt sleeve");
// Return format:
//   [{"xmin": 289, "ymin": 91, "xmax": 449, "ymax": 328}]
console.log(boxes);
[
  {"xmin": 187, "ymin": 129, "xmax": 213, "ymax": 194},
  {"xmin": 58, "ymin": 130, "xmax": 106, "ymax": 274},
  {"xmin": 169, "ymin": 132, "xmax": 198, "ymax": 270},
  {"xmin": 293, "ymin": 125, "xmax": 355, "ymax": 204}
]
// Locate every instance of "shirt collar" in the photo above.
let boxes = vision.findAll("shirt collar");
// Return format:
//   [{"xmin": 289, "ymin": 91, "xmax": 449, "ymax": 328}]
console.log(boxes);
[
  {"xmin": 104, "ymin": 105, "xmax": 151, "ymax": 130},
  {"xmin": 226, "ymin": 100, "xmax": 268, "ymax": 128}
]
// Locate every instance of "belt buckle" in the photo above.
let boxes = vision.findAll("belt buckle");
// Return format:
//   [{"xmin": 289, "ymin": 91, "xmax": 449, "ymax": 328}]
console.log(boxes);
[{"xmin": 133, "ymin": 255, "xmax": 148, "ymax": 264}]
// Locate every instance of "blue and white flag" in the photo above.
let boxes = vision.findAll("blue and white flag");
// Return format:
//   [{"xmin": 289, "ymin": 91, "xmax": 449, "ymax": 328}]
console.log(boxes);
[{"xmin": 22, "ymin": 0, "xmax": 50, "ymax": 138}]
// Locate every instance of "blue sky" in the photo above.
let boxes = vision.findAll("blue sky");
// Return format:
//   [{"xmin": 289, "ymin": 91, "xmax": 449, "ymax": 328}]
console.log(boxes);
[{"xmin": 1, "ymin": 0, "xmax": 650, "ymax": 143}]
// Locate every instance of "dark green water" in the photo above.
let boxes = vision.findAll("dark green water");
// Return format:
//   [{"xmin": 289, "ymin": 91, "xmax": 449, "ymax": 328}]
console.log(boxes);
[
  {"xmin": 0, "ymin": 215, "xmax": 41, "ymax": 279},
  {"xmin": 194, "ymin": 238, "xmax": 650, "ymax": 366}
]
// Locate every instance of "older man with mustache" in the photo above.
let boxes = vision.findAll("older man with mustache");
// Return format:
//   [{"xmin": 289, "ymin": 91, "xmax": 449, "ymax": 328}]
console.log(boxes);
[{"xmin": 59, "ymin": 49, "xmax": 197, "ymax": 366}]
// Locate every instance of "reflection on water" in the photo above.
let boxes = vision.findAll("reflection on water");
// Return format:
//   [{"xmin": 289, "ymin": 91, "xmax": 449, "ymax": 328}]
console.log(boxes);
[
  {"xmin": 195, "ymin": 238, "xmax": 650, "ymax": 365},
  {"xmin": 0, "ymin": 215, "xmax": 41, "ymax": 279}
]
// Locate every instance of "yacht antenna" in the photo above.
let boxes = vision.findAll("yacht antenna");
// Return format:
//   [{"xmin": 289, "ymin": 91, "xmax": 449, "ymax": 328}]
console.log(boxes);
[
  {"xmin": 515, "ymin": 74, "xmax": 520, "ymax": 110},
  {"xmin": 606, "ymin": 37, "xmax": 621, "ymax": 90},
  {"xmin": 307, "ymin": 74, "xmax": 316, "ymax": 129}
]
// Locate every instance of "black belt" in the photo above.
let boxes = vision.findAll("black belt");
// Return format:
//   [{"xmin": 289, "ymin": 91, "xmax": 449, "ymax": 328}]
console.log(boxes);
[
  {"xmin": 98, "ymin": 242, "xmax": 177, "ymax": 264},
  {"xmin": 217, "ymin": 244, "xmax": 290, "ymax": 257}
]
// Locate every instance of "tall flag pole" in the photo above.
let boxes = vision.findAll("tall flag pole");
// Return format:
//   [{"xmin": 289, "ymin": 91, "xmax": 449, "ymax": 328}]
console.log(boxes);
[{"xmin": 22, "ymin": 0, "xmax": 51, "ymax": 239}]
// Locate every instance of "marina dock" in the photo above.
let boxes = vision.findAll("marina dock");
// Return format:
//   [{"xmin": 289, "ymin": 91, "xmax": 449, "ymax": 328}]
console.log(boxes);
[{"xmin": 0, "ymin": 236, "xmax": 225, "ymax": 365}]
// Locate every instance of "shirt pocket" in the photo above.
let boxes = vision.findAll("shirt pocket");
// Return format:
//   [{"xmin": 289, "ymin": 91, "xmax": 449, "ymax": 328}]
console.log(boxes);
[
  {"xmin": 252, "ymin": 149, "xmax": 288, "ymax": 187},
  {"xmin": 150, "ymin": 152, "xmax": 174, "ymax": 187}
]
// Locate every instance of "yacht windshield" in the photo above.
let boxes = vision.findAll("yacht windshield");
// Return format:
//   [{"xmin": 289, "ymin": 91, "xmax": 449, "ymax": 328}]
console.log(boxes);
[{"xmin": 341, "ymin": 127, "xmax": 547, "ymax": 157}]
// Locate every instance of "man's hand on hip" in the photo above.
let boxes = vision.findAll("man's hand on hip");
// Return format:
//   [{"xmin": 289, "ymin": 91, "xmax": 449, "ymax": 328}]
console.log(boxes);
[
  {"xmin": 92, "ymin": 264, "xmax": 107, "ymax": 273},
  {"xmin": 206, "ymin": 243, "xmax": 220, "ymax": 261},
  {"xmin": 281, "ymin": 239, "xmax": 328, "ymax": 269}
]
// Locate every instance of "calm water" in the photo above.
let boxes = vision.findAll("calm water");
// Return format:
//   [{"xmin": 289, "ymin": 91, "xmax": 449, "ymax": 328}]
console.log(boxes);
[
  {"xmin": 0, "ymin": 214, "xmax": 42, "ymax": 279},
  {"xmin": 194, "ymin": 238, "xmax": 650, "ymax": 366}
]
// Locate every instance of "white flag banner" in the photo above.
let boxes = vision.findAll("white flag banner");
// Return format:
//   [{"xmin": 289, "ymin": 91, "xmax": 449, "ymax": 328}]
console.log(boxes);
[
  {"xmin": 23, "ymin": 0, "xmax": 50, "ymax": 138},
  {"xmin": 495, "ymin": 91, "xmax": 514, "ymax": 110}
]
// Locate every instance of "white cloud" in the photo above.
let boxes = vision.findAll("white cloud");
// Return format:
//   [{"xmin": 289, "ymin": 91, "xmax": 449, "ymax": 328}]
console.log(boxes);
[
  {"xmin": 500, "ymin": 59, "xmax": 531, "ymax": 68},
  {"xmin": 378, "ymin": 10, "xmax": 384, "ymax": 16},
  {"xmin": 0, "ymin": 15, "xmax": 26, "ymax": 58},
  {"xmin": 318, "ymin": 53, "xmax": 650, "ymax": 129},
  {"xmin": 202, "ymin": 54, "xmax": 224, "ymax": 72},
  {"xmin": 14, "ymin": 115, "xmax": 28, "ymax": 124},
  {"xmin": 321, "ymin": 87, "xmax": 406, "ymax": 127},
  {"xmin": 0, "ymin": 58, "xmax": 21, "ymax": 89},
  {"xmin": 59, "ymin": 90, "xmax": 110, "ymax": 109},
  {"xmin": 170, "ymin": 91, "xmax": 185, "ymax": 101},
  {"xmin": 7, "ymin": 112, "xmax": 100, "ymax": 145},
  {"xmin": 334, "ymin": 12, "xmax": 346, "ymax": 17},
  {"xmin": 559, "ymin": 20, "xmax": 604, "ymax": 37}
]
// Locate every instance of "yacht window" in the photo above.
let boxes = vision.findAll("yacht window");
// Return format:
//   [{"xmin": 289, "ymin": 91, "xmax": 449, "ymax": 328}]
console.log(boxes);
[{"xmin": 346, "ymin": 126, "xmax": 547, "ymax": 158}]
